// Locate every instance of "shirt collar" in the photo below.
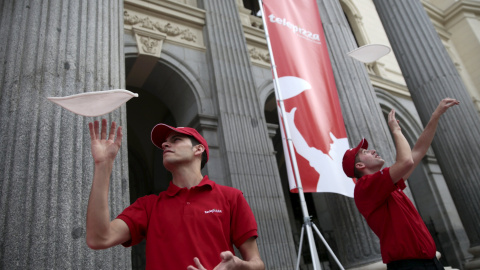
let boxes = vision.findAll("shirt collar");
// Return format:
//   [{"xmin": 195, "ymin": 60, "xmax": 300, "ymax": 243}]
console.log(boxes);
[
  {"xmin": 165, "ymin": 175, "xmax": 214, "ymax": 197},
  {"xmin": 357, "ymin": 168, "xmax": 407, "ymax": 190}
]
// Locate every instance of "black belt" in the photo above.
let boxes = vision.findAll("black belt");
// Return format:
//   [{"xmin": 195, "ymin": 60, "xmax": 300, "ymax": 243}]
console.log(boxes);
[{"xmin": 387, "ymin": 257, "xmax": 444, "ymax": 269}]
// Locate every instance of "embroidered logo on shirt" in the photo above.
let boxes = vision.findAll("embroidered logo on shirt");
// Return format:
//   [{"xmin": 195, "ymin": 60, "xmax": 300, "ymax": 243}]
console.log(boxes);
[{"xmin": 204, "ymin": 209, "xmax": 222, "ymax": 214}]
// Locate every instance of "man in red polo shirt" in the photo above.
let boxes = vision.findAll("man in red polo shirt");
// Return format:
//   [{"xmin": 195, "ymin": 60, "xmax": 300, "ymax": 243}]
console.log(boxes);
[
  {"xmin": 85, "ymin": 120, "xmax": 265, "ymax": 270},
  {"xmin": 342, "ymin": 98, "xmax": 459, "ymax": 269}
]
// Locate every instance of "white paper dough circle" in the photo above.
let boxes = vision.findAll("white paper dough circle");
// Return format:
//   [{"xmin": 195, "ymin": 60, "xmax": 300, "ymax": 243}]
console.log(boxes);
[
  {"xmin": 347, "ymin": 44, "xmax": 391, "ymax": 63},
  {"xmin": 48, "ymin": 89, "xmax": 138, "ymax": 117}
]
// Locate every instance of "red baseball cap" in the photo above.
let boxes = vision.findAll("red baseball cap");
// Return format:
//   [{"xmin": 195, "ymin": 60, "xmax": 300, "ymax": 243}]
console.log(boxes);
[
  {"xmin": 342, "ymin": 138, "xmax": 368, "ymax": 178},
  {"xmin": 151, "ymin": 124, "xmax": 209, "ymax": 162}
]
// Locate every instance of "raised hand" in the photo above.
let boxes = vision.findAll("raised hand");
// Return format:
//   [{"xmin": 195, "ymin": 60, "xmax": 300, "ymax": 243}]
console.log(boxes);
[
  {"xmin": 86, "ymin": 119, "xmax": 130, "ymax": 250},
  {"xmin": 432, "ymin": 98, "xmax": 459, "ymax": 118},
  {"xmin": 401, "ymin": 97, "xmax": 459, "ymax": 181},
  {"xmin": 388, "ymin": 109, "xmax": 401, "ymax": 134},
  {"xmin": 88, "ymin": 119, "xmax": 123, "ymax": 165}
]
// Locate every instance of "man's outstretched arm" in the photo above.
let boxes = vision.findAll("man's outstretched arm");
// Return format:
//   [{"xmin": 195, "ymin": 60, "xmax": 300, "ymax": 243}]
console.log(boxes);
[
  {"xmin": 388, "ymin": 109, "xmax": 414, "ymax": 183},
  {"xmin": 403, "ymin": 98, "xmax": 459, "ymax": 180},
  {"xmin": 86, "ymin": 119, "xmax": 130, "ymax": 249}
]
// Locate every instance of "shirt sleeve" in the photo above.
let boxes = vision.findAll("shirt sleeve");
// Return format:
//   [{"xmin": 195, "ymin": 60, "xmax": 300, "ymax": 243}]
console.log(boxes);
[
  {"xmin": 116, "ymin": 195, "xmax": 152, "ymax": 247},
  {"xmin": 230, "ymin": 191, "xmax": 258, "ymax": 248},
  {"xmin": 354, "ymin": 167, "xmax": 402, "ymax": 217}
]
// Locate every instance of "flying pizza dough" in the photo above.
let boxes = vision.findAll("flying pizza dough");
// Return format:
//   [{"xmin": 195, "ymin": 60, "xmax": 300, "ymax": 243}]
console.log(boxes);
[
  {"xmin": 48, "ymin": 89, "xmax": 138, "ymax": 117},
  {"xmin": 347, "ymin": 44, "xmax": 391, "ymax": 63}
]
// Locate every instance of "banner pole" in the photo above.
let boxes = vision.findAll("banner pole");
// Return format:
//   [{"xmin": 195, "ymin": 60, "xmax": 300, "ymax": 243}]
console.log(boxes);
[{"xmin": 258, "ymin": 1, "xmax": 322, "ymax": 269}]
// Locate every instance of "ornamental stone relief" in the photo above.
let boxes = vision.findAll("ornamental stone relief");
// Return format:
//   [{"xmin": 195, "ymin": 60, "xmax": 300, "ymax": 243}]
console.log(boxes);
[
  {"xmin": 140, "ymin": 36, "xmax": 159, "ymax": 55},
  {"xmin": 237, "ymin": 4, "xmax": 270, "ymax": 68},
  {"xmin": 249, "ymin": 47, "xmax": 270, "ymax": 63},
  {"xmin": 132, "ymin": 26, "xmax": 166, "ymax": 58},
  {"xmin": 248, "ymin": 46, "xmax": 271, "ymax": 68},
  {"xmin": 124, "ymin": 11, "xmax": 198, "ymax": 43}
]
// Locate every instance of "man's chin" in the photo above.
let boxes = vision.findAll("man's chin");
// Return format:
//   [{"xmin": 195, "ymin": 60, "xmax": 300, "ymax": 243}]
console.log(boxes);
[{"xmin": 163, "ymin": 160, "xmax": 176, "ymax": 170}]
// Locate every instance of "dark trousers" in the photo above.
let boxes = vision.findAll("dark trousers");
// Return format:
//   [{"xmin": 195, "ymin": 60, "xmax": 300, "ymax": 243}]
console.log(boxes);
[{"xmin": 387, "ymin": 257, "xmax": 444, "ymax": 270}]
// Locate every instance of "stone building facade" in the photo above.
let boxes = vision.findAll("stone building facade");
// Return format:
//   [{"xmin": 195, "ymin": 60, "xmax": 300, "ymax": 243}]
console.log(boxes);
[{"xmin": 1, "ymin": 0, "xmax": 479, "ymax": 269}]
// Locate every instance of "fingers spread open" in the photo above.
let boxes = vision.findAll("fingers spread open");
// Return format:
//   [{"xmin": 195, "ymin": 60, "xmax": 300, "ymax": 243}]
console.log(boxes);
[
  {"xmin": 101, "ymin": 119, "xmax": 107, "ymax": 140},
  {"xmin": 94, "ymin": 120, "xmax": 100, "ymax": 139},
  {"xmin": 109, "ymin": 121, "xmax": 117, "ymax": 141},
  {"xmin": 115, "ymin": 126, "xmax": 123, "ymax": 146},
  {"xmin": 88, "ymin": 122, "xmax": 96, "ymax": 140}
]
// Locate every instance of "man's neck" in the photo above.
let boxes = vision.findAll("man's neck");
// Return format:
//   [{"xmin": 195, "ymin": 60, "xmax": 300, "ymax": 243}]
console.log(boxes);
[
  {"xmin": 171, "ymin": 166, "xmax": 204, "ymax": 189},
  {"xmin": 361, "ymin": 166, "xmax": 384, "ymax": 178}
]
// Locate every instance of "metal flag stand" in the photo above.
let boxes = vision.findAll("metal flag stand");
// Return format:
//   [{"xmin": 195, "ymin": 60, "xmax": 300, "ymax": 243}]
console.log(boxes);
[{"xmin": 257, "ymin": 1, "xmax": 345, "ymax": 269}]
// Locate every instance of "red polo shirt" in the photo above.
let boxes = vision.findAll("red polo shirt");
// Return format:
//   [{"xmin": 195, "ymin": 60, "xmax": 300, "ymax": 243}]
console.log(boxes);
[
  {"xmin": 116, "ymin": 176, "xmax": 258, "ymax": 269},
  {"xmin": 354, "ymin": 167, "xmax": 436, "ymax": 263}
]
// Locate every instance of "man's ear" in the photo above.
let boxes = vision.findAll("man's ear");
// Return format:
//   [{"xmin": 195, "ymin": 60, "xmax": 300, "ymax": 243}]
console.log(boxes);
[
  {"xmin": 194, "ymin": 144, "xmax": 205, "ymax": 156},
  {"xmin": 355, "ymin": 162, "xmax": 365, "ymax": 170}
]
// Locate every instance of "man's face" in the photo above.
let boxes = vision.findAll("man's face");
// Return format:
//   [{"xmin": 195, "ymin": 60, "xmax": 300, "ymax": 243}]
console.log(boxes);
[
  {"xmin": 161, "ymin": 132, "xmax": 199, "ymax": 169},
  {"xmin": 356, "ymin": 148, "xmax": 385, "ymax": 172}
]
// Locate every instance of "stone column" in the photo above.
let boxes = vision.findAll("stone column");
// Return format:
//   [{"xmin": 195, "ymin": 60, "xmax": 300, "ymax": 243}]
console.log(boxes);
[
  {"xmin": 202, "ymin": 1, "xmax": 298, "ymax": 268},
  {"xmin": 0, "ymin": 1, "xmax": 130, "ymax": 269},
  {"xmin": 315, "ymin": 0, "xmax": 399, "ymax": 268},
  {"xmin": 373, "ymin": 1, "xmax": 480, "ymax": 268}
]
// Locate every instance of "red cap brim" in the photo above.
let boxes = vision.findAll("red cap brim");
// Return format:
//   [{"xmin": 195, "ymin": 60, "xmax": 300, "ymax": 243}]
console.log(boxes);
[{"xmin": 151, "ymin": 124, "xmax": 209, "ymax": 162}]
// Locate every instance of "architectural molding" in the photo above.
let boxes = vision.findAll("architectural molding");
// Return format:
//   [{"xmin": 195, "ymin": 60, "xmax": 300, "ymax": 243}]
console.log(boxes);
[
  {"xmin": 375, "ymin": 88, "xmax": 421, "ymax": 140},
  {"xmin": 236, "ymin": 4, "xmax": 271, "ymax": 68},
  {"xmin": 127, "ymin": 25, "xmax": 167, "ymax": 87},
  {"xmin": 340, "ymin": 0, "xmax": 371, "ymax": 45},
  {"xmin": 124, "ymin": 0, "xmax": 206, "ymax": 51},
  {"xmin": 190, "ymin": 113, "xmax": 219, "ymax": 131},
  {"xmin": 150, "ymin": 0, "xmax": 198, "ymax": 9},
  {"xmin": 244, "ymin": 23, "xmax": 271, "ymax": 68},
  {"xmin": 157, "ymin": 52, "xmax": 215, "ymax": 116},
  {"xmin": 443, "ymin": 0, "xmax": 480, "ymax": 28},
  {"xmin": 236, "ymin": 0, "xmax": 254, "ymax": 26},
  {"xmin": 370, "ymin": 74, "xmax": 410, "ymax": 98},
  {"xmin": 131, "ymin": 0, "xmax": 205, "ymax": 23},
  {"xmin": 422, "ymin": 2, "xmax": 455, "ymax": 40},
  {"xmin": 266, "ymin": 123, "xmax": 279, "ymax": 140},
  {"xmin": 422, "ymin": 0, "xmax": 480, "ymax": 113},
  {"xmin": 423, "ymin": 1, "xmax": 480, "ymax": 41}
]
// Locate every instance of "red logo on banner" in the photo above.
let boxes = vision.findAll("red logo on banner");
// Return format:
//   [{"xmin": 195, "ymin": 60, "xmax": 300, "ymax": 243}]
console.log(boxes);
[{"xmin": 263, "ymin": 0, "xmax": 354, "ymax": 197}]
